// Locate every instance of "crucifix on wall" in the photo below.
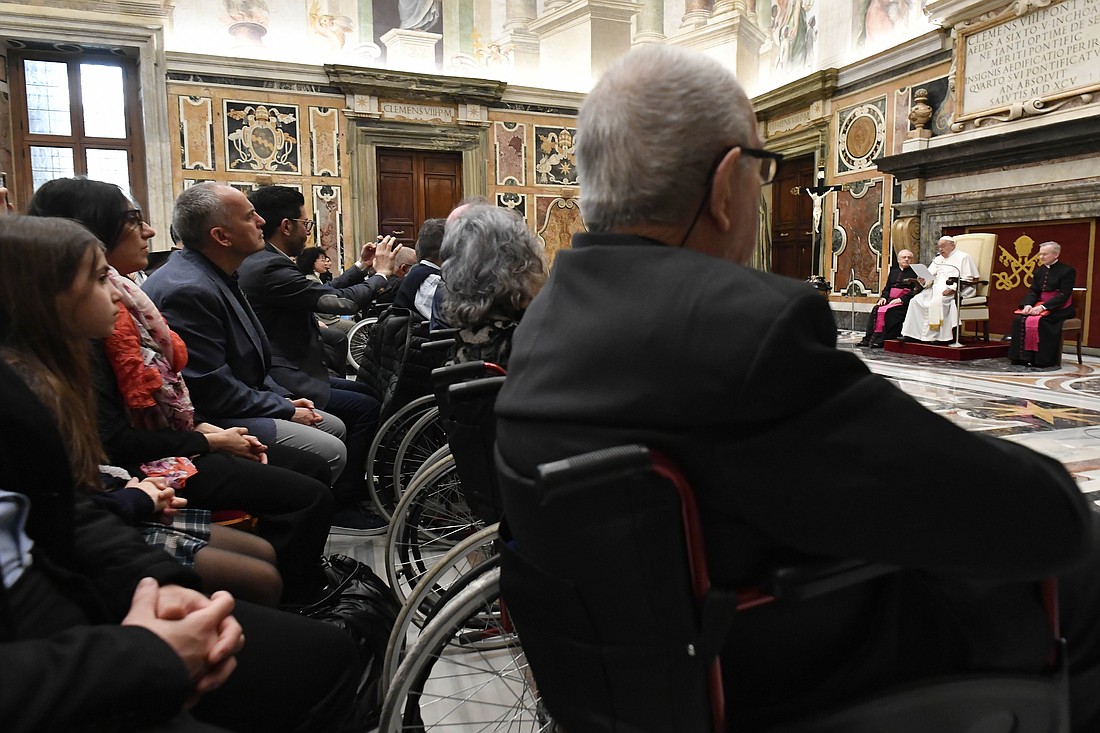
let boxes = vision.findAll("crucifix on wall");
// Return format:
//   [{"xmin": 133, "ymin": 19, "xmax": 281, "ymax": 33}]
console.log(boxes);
[{"xmin": 791, "ymin": 167, "xmax": 844, "ymax": 277}]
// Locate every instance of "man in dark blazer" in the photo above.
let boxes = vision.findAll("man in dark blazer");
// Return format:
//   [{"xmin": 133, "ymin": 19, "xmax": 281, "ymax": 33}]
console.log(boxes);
[
  {"xmin": 495, "ymin": 44, "xmax": 1100, "ymax": 731},
  {"xmin": 1008, "ymin": 240, "xmax": 1076, "ymax": 368},
  {"xmin": 239, "ymin": 185, "xmax": 403, "ymax": 531},
  {"xmin": 142, "ymin": 184, "xmax": 349, "ymax": 499},
  {"xmin": 0, "ymin": 359, "xmax": 359, "ymax": 732}
]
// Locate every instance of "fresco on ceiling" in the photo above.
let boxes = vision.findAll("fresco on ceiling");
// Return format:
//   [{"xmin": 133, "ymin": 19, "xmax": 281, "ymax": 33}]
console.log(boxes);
[{"xmin": 170, "ymin": 0, "xmax": 934, "ymax": 97}]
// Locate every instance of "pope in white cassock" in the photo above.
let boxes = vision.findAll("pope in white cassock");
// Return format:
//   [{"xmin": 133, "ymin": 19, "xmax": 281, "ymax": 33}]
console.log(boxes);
[{"xmin": 901, "ymin": 236, "xmax": 980, "ymax": 342}]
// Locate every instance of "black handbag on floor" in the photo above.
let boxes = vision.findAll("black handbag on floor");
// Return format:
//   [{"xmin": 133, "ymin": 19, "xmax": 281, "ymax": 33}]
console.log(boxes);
[{"xmin": 298, "ymin": 554, "xmax": 401, "ymax": 729}]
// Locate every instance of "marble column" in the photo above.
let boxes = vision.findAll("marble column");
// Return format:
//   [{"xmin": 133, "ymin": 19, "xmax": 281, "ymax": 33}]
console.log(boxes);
[
  {"xmin": 530, "ymin": 0, "xmax": 642, "ymax": 85},
  {"xmin": 713, "ymin": 0, "xmax": 747, "ymax": 13},
  {"xmin": 682, "ymin": 0, "xmax": 711, "ymax": 28},
  {"xmin": 504, "ymin": 0, "xmax": 537, "ymax": 31},
  {"xmin": 634, "ymin": 0, "xmax": 665, "ymax": 44},
  {"xmin": 544, "ymin": 0, "xmax": 571, "ymax": 9},
  {"xmin": 497, "ymin": 0, "xmax": 540, "ymax": 74}
]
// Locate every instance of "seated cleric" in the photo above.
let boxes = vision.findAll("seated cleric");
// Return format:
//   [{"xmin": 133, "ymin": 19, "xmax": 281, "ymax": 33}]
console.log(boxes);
[
  {"xmin": 900, "ymin": 235, "xmax": 979, "ymax": 343},
  {"xmin": 857, "ymin": 248, "xmax": 921, "ymax": 348},
  {"xmin": 1008, "ymin": 241, "xmax": 1076, "ymax": 368}
]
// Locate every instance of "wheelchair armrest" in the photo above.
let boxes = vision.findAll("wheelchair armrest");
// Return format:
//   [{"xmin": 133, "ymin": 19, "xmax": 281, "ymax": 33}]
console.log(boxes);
[
  {"xmin": 767, "ymin": 559, "xmax": 898, "ymax": 602},
  {"xmin": 430, "ymin": 327, "xmax": 461, "ymax": 341},
  {"xmin": 420, "ymin": 338, "xmax": 456, "ymax": 355},
  {"xmin": 448, "ymin": 376, "xmax": 507, "ymax": 402},
  {"xmin": 431, "ymin": 360, "xmax": 493, "ymax": 386}
]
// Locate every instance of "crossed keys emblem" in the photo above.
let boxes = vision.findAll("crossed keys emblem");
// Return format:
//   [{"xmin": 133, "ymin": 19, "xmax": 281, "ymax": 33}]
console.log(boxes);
[{"xmin": 993, "ymin": 235, "xmax": 1041, "ymax": 291}]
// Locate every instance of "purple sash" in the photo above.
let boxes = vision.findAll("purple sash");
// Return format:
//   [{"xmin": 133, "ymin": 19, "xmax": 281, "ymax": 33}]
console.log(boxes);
[
  {"xmin": 1023, "ymin": 290, "xmax": 1070, "ymax": 351},
  {"xmin": 873, "ymin": 286, "xmax": 910, "ymax": 334}
]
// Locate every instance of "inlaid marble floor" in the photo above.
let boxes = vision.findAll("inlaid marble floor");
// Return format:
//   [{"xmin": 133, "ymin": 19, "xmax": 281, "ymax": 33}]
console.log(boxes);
[
  {"xmin": 834, "ymin": 330, "xmax": 1100, "ymax": 506},
  {"xmin": 328, "ymin": 333, "xmax": 1100, "ymax": 730}
]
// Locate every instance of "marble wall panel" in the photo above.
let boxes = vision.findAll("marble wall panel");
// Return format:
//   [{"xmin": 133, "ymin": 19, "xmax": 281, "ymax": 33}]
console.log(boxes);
[
  {"xmin": 831, "ymin": 178, "xmax": 883, "ymax": 294},
  {"xmin": 309, "ymin": 106, "xmax": 340, "ymax": 177},
  {"xmin": 494, "ymin": 121, "xmax": 526, "ymax": 186},
  {"xmin": 497, "ymin": 192, "xmax": 526, "ymax": 218},
  {"xmin": 836, "ymin": 97, "xmax": 886, "ymax": 175},
  {"xmin": 314, "ymin": 183, "xmax": 344, "ymax": 264},
  {"xmin": 224, "ymin": 100, "xmax": 301, "ymax": 173},
  {"xmin": 533, "ymin": 126, "xmax": 577, "ymax": 186},
  {"xmin": 179, "ymin": 95, "xmax": 215, "ymax": 171},
  {"xmin": 535, "ymin": 195, "xmax": 583, "ymax": 267}
]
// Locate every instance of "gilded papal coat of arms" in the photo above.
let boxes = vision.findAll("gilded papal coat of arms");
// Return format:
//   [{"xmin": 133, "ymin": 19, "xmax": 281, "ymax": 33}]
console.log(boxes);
[
  {"xmin": 225, "ymin": 102, "xmax": 300, "ymax": 172},
  {"xmin": 994, "ymin": 235, "xmax": 1041, "ymax": 291}
]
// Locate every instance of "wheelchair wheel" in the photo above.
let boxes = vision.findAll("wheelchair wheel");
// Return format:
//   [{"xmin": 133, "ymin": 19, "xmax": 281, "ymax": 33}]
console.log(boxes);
[
  {"xmin": 378, "ymin": 565, "xmax": 554, "ymax": 733},
  {"xmin": 345, "ymin": 316, "xmax": 377, "ymax": 372},
  {"xmin": 382, "ymin": 522, "xmax": 501, "ymax": 687},
  {"xmin": 385, "ymin": 452, "xmax": 480, "ymax": 604},
  {"xmin": 366, "ymin": 395, "xmax": 437, "ymax": 520},
  {"xmin": 391, "ymin": 406, "xmax": 448, "ymax": 503}
]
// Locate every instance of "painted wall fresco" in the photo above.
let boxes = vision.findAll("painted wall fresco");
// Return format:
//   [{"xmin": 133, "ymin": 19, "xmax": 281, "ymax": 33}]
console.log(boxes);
[{"xmin": 165, "ymin": 0, "xmax": 935, "ymax": 97}]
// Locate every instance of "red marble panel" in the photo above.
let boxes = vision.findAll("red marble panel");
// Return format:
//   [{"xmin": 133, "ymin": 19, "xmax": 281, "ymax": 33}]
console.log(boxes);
[{"xmin": 832, "ymin": 180, "xmax": 884, "ymax": 294}]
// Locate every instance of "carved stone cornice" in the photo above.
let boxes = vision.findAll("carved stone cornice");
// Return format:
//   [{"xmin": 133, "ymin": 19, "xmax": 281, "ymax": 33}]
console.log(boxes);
[
  {"xmin": 752, "ymin": 68, "xmax": 839, "ymax": 118},
  {"xmin": 875, "ymin": 114, "xmax": 1100, "ymax": 180},
  {"xmin": 923, "ymin": 0, "xmax": 1015, "ymax": 27},
  {"xmin": 528, "ymin": 0, "xmax": 642, "ymax": 33},
  {"xmin": 324, "ymin": 65, "xmax": 507, "ymax": 107},
  {"xmin": 1, "ymin": 0, "xmax": 174, "ymax": 19}
]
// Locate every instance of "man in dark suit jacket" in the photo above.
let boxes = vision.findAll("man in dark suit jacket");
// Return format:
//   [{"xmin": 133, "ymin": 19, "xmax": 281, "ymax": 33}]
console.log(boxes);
[
  {"xmin": 495, "ymin": 44, "xmax": 1100, "ymax": 730},
  {"xmin": 142, "ymin": 184, "xmax": 349, "ymax": 500},
  {"xmin": 392, "ymin": 218, "xmax": 445, "ymax": 321},
  {"xmin": 0, "ymin": 359, "xmax": 358, "ymax": 733},
  {"xmin": 239, "ymin": 185, "xmax": 403, "ymax": 530},
  {"xmin": 1008, "ymin": 240, "xmax": 1076, "ymax": 368}
]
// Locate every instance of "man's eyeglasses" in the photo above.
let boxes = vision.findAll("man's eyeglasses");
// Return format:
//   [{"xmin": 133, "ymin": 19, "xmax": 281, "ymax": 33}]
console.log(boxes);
[
  {"xmin": 123, "ymin": 208, "xmax": 145, "ymax": 226},
  {"xmin": 291, "ymin": 218, "xmax": 315, "ymax": 233},
  {"xmin": 738, "ymin": 146, "xmax": 783, "ymax": 185}
]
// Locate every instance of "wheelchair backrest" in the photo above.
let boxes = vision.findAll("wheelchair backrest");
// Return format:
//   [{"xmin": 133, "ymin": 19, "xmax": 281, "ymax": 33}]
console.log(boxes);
[{"xmin": 497, "ymin": 444, "xmax": 721, "ymax": 732}]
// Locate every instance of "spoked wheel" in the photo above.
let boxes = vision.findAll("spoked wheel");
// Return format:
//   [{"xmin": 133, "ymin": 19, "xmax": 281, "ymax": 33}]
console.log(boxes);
[
  {"xmin": 379, "ymin": 565, "xmax": 554, "ymax": 733},
  {"xmin": 366, "ymin": 395, "xmax": 437, "ymax": 520},
  {"xmin": 391, "ymin": 406, "xmax": 448, "ymax": 503},
  {"xmin": 346, "ymin": 316, "xmax": 378, "ymax": 372},
  {"xmin": 385, "ymin": 453, "xmax": 481, "ymax": 604},
  {"xmin": 382, "ymin": 523, "xmax": 501, "ymax": 687}
]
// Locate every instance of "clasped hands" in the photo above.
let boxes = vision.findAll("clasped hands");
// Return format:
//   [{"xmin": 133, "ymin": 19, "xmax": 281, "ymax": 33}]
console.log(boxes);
[
  {"xmin": 1020, "ymin": 304, "xmax": 1046, "ymax": 315},
  {"xmin": 289, "ymin": 397, "xmax": 323, "ymax": 426},
  {"xmin": 122, "ymin": 579, "xmax": 245, "ymax": 709},
  {"xmin": 196, "ymin": 423, "xmax": 267, "ymax": 464}
]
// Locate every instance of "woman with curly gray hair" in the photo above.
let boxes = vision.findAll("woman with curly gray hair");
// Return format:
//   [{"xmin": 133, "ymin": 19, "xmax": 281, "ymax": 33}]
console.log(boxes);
[{"xmin": 439, "ymin": 205, "xmax": 547, "ymax": 367}]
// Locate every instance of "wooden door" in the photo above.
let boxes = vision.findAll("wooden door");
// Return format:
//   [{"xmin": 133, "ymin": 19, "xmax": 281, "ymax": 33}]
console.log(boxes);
[
  {"xmin": 771, "ymin": 155, "xmax": 816, "ymax": 280},
  {"xmin": 376, "ymin": 148, "xmax": 462, "ymax": 249}
]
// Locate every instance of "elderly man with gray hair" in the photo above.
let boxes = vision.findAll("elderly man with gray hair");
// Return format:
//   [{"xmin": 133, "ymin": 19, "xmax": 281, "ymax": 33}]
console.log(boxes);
[
  {"xmin": 900, "ymin": 235, "xmax": 980, "ymax": 342},
  {"xmin": 495, "ymin": 44, "xmax": 1100, "ymax": 730},
  {"xmin": 1008, "ymin": 240, "xmax": 1076, "ymax": 367}
]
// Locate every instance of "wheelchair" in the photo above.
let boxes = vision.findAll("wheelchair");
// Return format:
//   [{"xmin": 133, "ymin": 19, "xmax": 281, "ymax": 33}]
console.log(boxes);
[
  {"xmin": 378, "ymin": 562, "xmax": 553, "ymax": 732},
  {"xmin": 384, "ymin": 369, "xmax": 506, "ymax": 604},
  {"xmin": 379, "ymin": 374, "xmax": 548, "ymax": 731},
  {"xmin": 357, "ymin": 314, "xmax": 458, "ymax": 519},
  {"xmin": 495, "ymin": 443, "xmax": 1070, "ymax": 733}
]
